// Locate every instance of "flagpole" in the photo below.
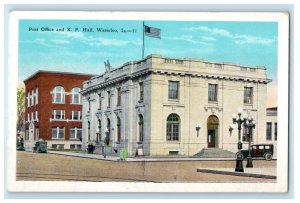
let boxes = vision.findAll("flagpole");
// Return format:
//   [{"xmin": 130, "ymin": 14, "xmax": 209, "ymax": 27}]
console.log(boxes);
[{"xmin": 142, "ymin": 21, "xmax": 145, "ymax": 59}]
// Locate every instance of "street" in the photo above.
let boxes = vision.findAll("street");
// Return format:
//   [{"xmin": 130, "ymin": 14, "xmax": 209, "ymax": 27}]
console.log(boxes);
[{"xmin": 16, "ymin": 151, "xmax": 276, "ymax": 182}]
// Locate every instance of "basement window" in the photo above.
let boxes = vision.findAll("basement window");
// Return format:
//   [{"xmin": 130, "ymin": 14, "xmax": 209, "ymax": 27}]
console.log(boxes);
[{"xmin": 169, "ymin": 151, "xmax": 179, "ymax": 155}]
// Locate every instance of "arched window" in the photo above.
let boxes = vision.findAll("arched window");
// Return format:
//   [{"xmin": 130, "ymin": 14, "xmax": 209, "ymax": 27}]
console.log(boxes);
[
  {"xmin": 52, "ymin": 86, "xmax": 65, "ymax": 103},
  {"xmin": 71, "ymin": 87, "xmax": 81, "ymax": 104},
  {"xmin": 138, "ymin": 115, "xmax": 144, "ymax": 142},
  {"xmin": 117, "ymin": 117, "xmax": 121, "ymax": 142},
  {"xmin": 166, "ymin": 114, "xmax": 180, "ymax": 141}
]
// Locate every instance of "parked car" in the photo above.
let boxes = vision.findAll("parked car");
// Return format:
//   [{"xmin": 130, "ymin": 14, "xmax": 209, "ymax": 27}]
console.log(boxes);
[
  {"xmin": 237, "ymin": 144, "xmax": 274, "ymax": 161},
  {"xmin": 33, "ymin": 140, "xmax": 47, "ymax": 153}
]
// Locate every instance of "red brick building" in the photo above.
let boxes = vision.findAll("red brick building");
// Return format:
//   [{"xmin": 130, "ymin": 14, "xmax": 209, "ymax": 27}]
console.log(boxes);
[{"xmin": 24, "ymin": 71, "xmax": 93, "ymax": 150}]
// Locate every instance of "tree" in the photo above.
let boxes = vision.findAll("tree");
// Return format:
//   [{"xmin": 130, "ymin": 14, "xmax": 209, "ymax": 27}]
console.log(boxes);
[{"xmin": 17, "ymin": 88, "xmax": 25, "ymax": 133}]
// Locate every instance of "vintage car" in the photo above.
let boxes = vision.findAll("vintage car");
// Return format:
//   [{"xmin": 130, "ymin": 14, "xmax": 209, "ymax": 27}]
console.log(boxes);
[
  {"xmin": 33, "ymin": 140, "xmax": 48, "ymax": 153},
  {"xmin": 237, "ymin": 144, "xmax": 274, "ymax": 161}
]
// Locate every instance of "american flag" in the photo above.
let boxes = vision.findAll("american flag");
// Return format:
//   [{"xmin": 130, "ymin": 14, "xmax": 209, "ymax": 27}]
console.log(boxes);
[{"xmin": 144, "ymin": 25, "xmax": 161, "ymax": 39}]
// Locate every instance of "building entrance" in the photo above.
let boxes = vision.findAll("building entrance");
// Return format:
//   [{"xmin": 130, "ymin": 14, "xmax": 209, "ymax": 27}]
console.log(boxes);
[{"xmin": 207, "ymin": 115, "xmax": 219, "ymax": 148}]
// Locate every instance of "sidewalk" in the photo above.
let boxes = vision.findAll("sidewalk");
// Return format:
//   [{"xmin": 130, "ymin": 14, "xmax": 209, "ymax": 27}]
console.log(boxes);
[
  {"xmin": 47, "ymin": 150, "xmax": 236, "ymax": 162},
  {"xmin": 197, "ymin": 167, "xmax": 277, "ymax": 179}
]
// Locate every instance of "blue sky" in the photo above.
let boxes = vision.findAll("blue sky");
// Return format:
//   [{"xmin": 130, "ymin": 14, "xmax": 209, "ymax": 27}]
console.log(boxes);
[{"xmin": 19, "ymin": 20, "xmax": 278, "ymax": 106}]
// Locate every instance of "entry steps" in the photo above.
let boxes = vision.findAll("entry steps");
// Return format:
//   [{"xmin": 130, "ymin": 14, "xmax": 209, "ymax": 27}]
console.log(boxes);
[{"xmin": 193, "ymin": 148, "xmax": 235, "ymax": 158}]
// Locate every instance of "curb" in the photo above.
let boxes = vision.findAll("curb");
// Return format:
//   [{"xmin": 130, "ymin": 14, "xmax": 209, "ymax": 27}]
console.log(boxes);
[{"xmin": 197, "ymin": 169, "xmax": 276, "ymax": 179}]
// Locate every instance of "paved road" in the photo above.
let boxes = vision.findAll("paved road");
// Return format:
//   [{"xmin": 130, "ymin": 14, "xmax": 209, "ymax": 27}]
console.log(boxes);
[{"xmin": 16, "ymin": 151, "xmax": 276, "ymax": 182}]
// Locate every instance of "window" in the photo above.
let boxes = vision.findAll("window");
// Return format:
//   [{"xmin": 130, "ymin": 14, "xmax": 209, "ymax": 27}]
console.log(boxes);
[
  {"xmin": 139, "ymin": 82, "xmax": 144, "ymax": 102},
  {"xmin": 31, "ymin": 112, "xmax": 34, "ymax": 121},
  {"xmin": 168, "ymin": 81, "xmax": 179, "ymax": 100},
  {"xmin": 175, "ymin": 60, "xmax": 183, "ymax": 65},
  {"xmin": 244, "ymin": 87, "xmax": 253, "ymax": 104},
  {"xmin": 106, "ymin": 118, "xmax": 111, "ymax": 142},
  {"xmin": 35, "ymin": 128, "xmax": 39, "ymax": 140},
  {"xmin": 266, "ymin": 122, "xmax": 272, "ymax": 140},
  {"xmin": 166, "ymin": 114, "xmax": 180, "ymax": 141},
  {"xmin": 52, "ymin": 144, "xmax": 64, "ymax": 149},
  {"xmin": 52, "ymin": 110, "xmax": 65, "ymax": 120},
  {"xmin": 107, "ymin": 91, "xmax": 111, "ymax": 108},
  {"xmin": 241, "ymin": 67, "xmax": 247, "ymax": 71},
  {"xmin": 208, "ymin": 84, "xmax": 218, "ymax": 102},
  {"xmin": 275, "ymin": 122, "xmax": 277, "ymax": 141},
  {"xmin": 138, "ymin": 115, "xmax": 144, "ymax": 142},
  {"xmin": 215, "ymin": 64, "xmax": 222, "ymax": 68},
  {"xmin": 206, "ymin": 63, "xmax": 213, "ymax": 67},
  {"xmin": 35, "ymin": 111, "xmax": 38, "ymax": 121},
  {"xmin": 250, "ymin": 68, "xmax": 256, "ymax": 72},
  {"xmin": 165, "ymin": 59, "xmax": 173, "ymax": 64},
  {"xmin": 35, "ymin": 88, "xmax": 39, "ymax": 105},
  {"xmin": 70, "ymin": 144, "xmax": 81, "ymax": 149},
  {"xmin": 87, "ymin": 97, "xmax": 91, "ymax": 113},
  {"xmin": 242, "ymin": 124, "xmax": 253, "ymax": 142},
  {"xmin": 98, "ymin": 94, "xmax": 102, "ymax": 110},
  {"xmin": 71, "ymin": 111, "xmax": 81, "ymax": 120},
  {"xmin": 52, "ymin": 127, "xmax": 65, "ymax": 139},
  {"xmin": 117, "ymin": 117, "xmax": 121, "ymax": 142},
  {"xmin": 117, "ymin": 88, "xmax": 121, "ymax": 106},
  {"xmin": 31, "ymin": 89, "xmax": 34, "ymax": 106},
  {"xmin": 88, "ymin": 121, "xmax": 91, "ymax": 141},
  {"xmin": 52, "ymin": 86, "xmax": 65, "ymax": 103},
  {"xmin": 27, "ymin": 92, "xmax": 30, "ymax": 107},
  {"xmin": 71, "ymin": 87, "xmax": 81, "ymax": 104},
  {"xmin": 27, "ymin": 113, "xmax": 30, "ymax": 122},
  {"xmin": 97, "ymin": 119, "xmax": 101, "ymax": 142},
  {"xmin": 70, "ymin": 127, "xmax": 82, "ymax": 140}
]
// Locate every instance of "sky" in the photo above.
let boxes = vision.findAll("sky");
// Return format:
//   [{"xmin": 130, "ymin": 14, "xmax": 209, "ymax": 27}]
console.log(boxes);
[{"xmin": 19, "ymin": 20, "xmax": 278, "ymax": 107}]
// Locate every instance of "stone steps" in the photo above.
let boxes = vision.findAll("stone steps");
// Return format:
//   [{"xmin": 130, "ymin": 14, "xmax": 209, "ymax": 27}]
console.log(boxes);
[{"xmin": 193, "ymin": 148, "xmax": 235, "ymax": 158}]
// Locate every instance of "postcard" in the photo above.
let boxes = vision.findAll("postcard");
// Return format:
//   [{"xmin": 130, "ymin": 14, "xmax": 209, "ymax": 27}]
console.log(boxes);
[{"xmin": 7, "ymin": 11, "xmax": 289, "ymax": 192}]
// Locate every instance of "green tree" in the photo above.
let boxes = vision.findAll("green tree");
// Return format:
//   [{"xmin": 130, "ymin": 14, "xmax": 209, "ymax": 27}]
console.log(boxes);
[{"xmin": 17, "ymin": 88, "xmax": 25, "ymax": 132}]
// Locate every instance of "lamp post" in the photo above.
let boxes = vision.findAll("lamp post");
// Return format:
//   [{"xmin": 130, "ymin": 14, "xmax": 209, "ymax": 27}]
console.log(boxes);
[
  {"xmin": 232, "ymin": 107, "xmax": 247, "ymax": 172},
  {"xmin": 245, "ymin": 116, "xmax": 256, "ymax": 168}
]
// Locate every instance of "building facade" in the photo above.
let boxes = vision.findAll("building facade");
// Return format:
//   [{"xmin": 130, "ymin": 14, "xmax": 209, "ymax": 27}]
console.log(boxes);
[
  {"xmin": 81, "ymin": 55, "xmax": 271, "ymax": 157},
  {"xmin": 266, "ymin": 107, "xmax": 278, "ymax": 156},
  {"xmin": 24, "ymin": 71, "xmax": 93, "ymax": 150}
]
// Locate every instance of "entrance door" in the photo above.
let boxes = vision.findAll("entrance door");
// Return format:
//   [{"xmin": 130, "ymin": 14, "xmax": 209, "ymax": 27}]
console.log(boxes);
[{"xmin": 207, "ymin": 129, "xmax": 215, "ymax": 148}]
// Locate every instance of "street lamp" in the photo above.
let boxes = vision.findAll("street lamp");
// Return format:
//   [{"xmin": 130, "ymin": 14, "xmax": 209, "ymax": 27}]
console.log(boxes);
[
  {"xmin": 245, "ymin": 116, "xmax": 256, "ymax": 168},
  {"xmin": 232, "ymin": 107, "xmax": 247, "ymax": 172}
]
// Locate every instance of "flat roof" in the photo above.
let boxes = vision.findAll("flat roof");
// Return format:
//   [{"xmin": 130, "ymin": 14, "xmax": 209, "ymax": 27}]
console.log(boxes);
[{"xmin": 24, "ymin": 70, "xmax": 96, "ymax": 82}]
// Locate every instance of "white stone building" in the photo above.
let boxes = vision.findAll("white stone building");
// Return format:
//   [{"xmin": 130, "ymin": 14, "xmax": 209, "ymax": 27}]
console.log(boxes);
[{"xmin": 81, "ymin": 55, "xmax": 271, "ymax": 157}]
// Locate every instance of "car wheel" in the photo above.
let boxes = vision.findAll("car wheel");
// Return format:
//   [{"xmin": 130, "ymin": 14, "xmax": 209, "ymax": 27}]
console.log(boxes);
[{"xmin": 265, "ymin": 153, "xmax": 272, "ymax": 161}]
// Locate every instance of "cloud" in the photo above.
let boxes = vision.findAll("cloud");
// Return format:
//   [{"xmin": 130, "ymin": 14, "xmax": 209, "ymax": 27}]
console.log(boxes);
[
  {"xmin": 20, "ymin": 38, "xmax": 55, "ymax": 47},
  {"xmin": 51, "ymin": 39, "xmax": 70, "ymax": 44},
  {"xmin": 166, "ymin": 35, "xmax": 212, "ymax": 45},
  {"xmin": 186, "ymin": 26, "xmax": 276, "ymax": 46}
]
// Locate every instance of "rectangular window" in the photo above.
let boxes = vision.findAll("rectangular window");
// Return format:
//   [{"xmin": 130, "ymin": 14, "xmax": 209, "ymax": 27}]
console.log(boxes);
[
  {"xmin": 175, "ymin": 60, "xmax": 183, "ymax": 65},
  {"xmin": 52, "ymin": 127, "xmax": 65, "ymax": 139},
  {"xmin": 52, "ymin": 144, "xmax": 64, "ymax": 149},
  {"xmin": 27, "ymin": 92, "xmax": 30, "ymax": 107},
  {"xmin": 117, "ymin": 88, "xmax": 121, "ymax": 106},
  {"xmin": 206, "ymin": 63, "xmax": 213, "ymax": 67},
  {"xmin": 27, "ymin": 113, "xmax": 30, "ymax": 122},
  {"xmin": 244, "ymin": 87, "xmax": 253, "ymax": 104},
  {"xmin": 139, "ymin": 82, "xmax": 144, "ymax": 102},
  {"xmin": 70, "ymin": 144, "xmax": 81, "ymax": 149},
  {"xmin": 241, "ymin": 67, "xmax": 247, "ymax": 71},
  {"xmin": 52, "ymin": 110, "xmax": 65, "ymax": 120},
  {"xmin": 35, "ymin": 111, "xmax": 38, "ymax": 121},
  {"xmin": 215, "ymin": 64, "xmax": 222, "ymax": 68},
  {"xmin": 250, "ymin": 68, "xmax": 256, "ymax": 72},
  {"xmin": 35, "ymin": 88, "xmax": 38, "ymax": 105},
  {"xmin": 71, "ymin": 111, "xmax": 81, "ymax": 120},
  {"xmin": 168, "ymin": 81, "xmax": 179, "ymax": 100},
  {"xmin": 98, "ymin": 94, "xmax": 102, "ymax": 110},
  {"xmin": 31, "ymin": 112, "xmax": 34, "ymax": 121},
  {"xmin": 208, "ymin": 84, "xmax": 218, "ymax": 102},
  {"xmin": 107, "ymin": 91, "xmax": 111, "ymax": 108},
  {"xmin": 31, "ymin": 89, "xmax": 34, "ymax": 106},
  {"xmin": 165, "ymin": 59, "xmax": 173, "ymax": 64},
  {"xmin": 275, "ymin": 122, "xmax": 277, "ymax": 141},
  {"xmin": 70, "ymin": 127, "xmax": 82, "ymax": 140},
  {"xmin": 266, "ymin": 122, "xmax": 272, "ymax": 140}
]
